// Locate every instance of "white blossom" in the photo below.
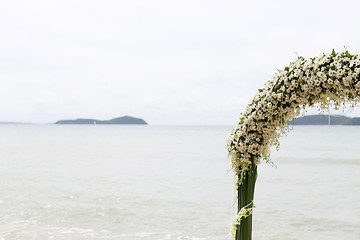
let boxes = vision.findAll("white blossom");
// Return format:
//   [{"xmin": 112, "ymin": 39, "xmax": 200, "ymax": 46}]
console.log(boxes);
[{"xmin": 227, "ymin": 49, "xmax": 360, "ymax": 181}]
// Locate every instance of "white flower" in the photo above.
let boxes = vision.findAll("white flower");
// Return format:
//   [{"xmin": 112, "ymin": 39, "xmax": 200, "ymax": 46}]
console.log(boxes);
[{"xmin": 227, "ymin": 49, "xmax": 360, "ymax": 180}]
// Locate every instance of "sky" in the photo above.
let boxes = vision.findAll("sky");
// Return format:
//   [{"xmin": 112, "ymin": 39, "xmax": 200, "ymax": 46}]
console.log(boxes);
[{"xmin": 1, "ymin": 0, "xmax": 360, "ymax": 125}]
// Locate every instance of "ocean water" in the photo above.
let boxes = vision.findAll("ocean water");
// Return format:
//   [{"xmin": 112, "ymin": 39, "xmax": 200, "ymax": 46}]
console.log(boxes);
[{"xmin": 0, "ymin": 125, "xmax": 359, "ymax": 240}]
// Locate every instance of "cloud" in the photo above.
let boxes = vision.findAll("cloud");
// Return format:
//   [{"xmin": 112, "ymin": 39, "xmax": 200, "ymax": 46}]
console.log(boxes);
[{"xmin": 1, "ymin": 0, "xmax": 360, "ymax": 124}]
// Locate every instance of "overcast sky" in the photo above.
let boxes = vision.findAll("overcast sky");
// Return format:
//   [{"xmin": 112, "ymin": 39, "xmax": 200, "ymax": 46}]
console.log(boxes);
[{"xmin": 1, "ymin": 0, "xmax": 360, "ymax": 125}]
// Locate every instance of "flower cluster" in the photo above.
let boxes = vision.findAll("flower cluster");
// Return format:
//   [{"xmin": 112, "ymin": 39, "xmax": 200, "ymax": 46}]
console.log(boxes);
[
  {"xmin": 230, "ymin": 202, "xmax": 255, "ymax": 238},
  {"xmin": 227, "ymin": 49, "xmax": 360, "ymax": 182}
]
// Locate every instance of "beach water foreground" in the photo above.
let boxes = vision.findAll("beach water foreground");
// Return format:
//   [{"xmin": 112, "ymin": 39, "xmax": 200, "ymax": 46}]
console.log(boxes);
[{"xmin": 0, "ymin": 125, "xmax": 359, "ymax": 240}]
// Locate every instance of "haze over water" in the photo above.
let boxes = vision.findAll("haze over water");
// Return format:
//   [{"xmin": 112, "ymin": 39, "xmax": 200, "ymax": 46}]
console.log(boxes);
[{"xmin": 0, "ymin": 125, "xmax": 359, "ymax": 239}]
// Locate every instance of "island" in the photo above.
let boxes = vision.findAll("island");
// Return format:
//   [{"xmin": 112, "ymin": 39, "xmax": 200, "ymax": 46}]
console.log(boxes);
[
  {"xmin": 291, "ymin": 114, "xmax": 360, "ymax": 125},
  {"xmin": 0, "ymin": 121, "xmax": 31, "ymax": 124},
  {"xmin": 55, "ymin": 116, "xmax": 147, "ymax": 125}
]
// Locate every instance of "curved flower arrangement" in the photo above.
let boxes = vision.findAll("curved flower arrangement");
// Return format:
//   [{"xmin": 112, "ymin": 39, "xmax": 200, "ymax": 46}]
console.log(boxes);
[{"xmin": 227, "ymin": 49, "xmax": 360, "ymax": 239}]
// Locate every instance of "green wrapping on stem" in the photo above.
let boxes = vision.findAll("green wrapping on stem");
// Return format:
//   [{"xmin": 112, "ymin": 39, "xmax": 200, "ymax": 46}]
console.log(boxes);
[{"xmin": 235, "ymin": 164, "xmax": 257, "ymax": 240}]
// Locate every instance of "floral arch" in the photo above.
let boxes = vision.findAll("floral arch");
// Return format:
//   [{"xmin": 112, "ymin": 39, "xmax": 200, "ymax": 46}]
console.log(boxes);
[{"xmin": 227, "ymin": 50, "xmax": 360, "ymax": 240}]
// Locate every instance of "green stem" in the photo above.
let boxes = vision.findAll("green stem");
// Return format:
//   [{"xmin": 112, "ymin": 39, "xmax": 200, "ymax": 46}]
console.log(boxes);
[{"xmin": 235, "ymin": 164, "xmax": 257, "ymax": 240}]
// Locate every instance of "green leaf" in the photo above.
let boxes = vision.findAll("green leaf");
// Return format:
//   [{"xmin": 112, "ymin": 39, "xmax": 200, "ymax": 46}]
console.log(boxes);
[{"xmin": 332, "ymin": 49, "xmax": 336, "ymax": 56}]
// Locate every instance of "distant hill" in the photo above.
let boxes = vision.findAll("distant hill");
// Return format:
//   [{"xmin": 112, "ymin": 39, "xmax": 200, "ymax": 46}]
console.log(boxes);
[
  {"xmin": 55, "ymin": 116, "xmax": 147, "ymax": 125},
  {"xmin": 0, "ymin": 121, "xmax": 31, "ymax": 124},
  {"xmin": 292, "ymin": 115, "xmax": 360, "ymax": 125}
]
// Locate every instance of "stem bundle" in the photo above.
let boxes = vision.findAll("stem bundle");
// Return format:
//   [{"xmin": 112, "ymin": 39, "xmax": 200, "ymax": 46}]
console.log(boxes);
[{"xmin": 235, "ymin": 165, "xmax": 257, "ymax": 240}]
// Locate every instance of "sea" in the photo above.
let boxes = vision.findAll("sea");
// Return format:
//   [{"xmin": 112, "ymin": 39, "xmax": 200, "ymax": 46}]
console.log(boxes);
[{"xmin": 0, "ymin": 125, "xmax": 359, "ymax": 240}]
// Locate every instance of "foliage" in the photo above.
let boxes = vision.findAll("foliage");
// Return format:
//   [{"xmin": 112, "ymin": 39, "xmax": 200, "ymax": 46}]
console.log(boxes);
[
  {"xmin": 227, "ymin": 49, "xmax": 360, "ymax": 180},
  {"xmin": 227, "ymin": 49, "xmax": 360, "ymax": 238}
]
